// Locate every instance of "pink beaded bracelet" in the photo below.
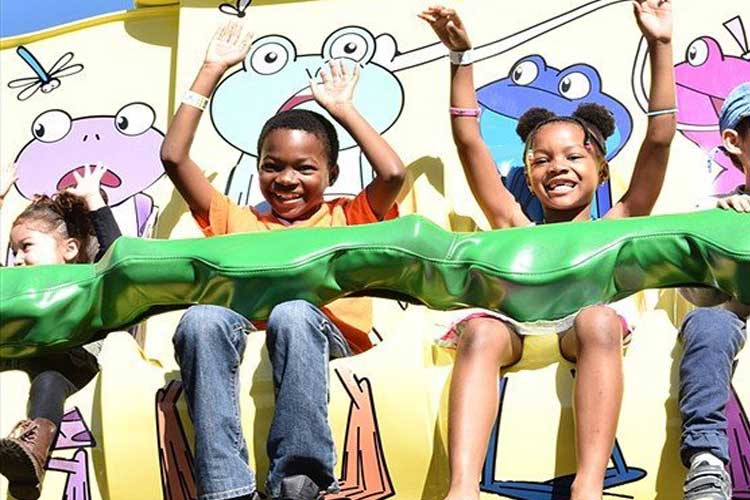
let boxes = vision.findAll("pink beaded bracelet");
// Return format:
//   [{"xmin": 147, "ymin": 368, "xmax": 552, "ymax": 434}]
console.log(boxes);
[{"xmin": 449, "ymin": 107, "xmax": 481, "ymax": 117}]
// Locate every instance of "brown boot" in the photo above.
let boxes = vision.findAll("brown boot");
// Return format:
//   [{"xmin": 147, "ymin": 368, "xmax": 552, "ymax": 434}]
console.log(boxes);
[{"xmin": 0, "ymin": 418, "xmax": 57, "ymax": 500}]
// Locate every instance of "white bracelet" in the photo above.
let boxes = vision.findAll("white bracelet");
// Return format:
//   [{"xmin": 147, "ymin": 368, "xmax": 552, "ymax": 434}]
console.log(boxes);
[
  {"xmin": 449, "ymin": 49, "xmax": 474, "ymax": 66},
  {"xmin": 182, "ymin": 90, "xmax": 209, "ymax": 111},
  {"xmin": 646, "ymin": 107, "xmax": 677, "ymax": 117}
]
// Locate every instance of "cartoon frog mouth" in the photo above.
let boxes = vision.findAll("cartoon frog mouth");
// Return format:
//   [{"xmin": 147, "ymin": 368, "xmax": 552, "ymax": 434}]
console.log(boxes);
[
  {"xmin": 674, "ymin": 82, "xmax": 725, "ymax": 131},
  {"xmin": 56, "ymin": 165, "xmax": 122, "ymax": 191},
  {"xmin": 278, "ymin": 88, "xmax": 315, "ymax": 113}
]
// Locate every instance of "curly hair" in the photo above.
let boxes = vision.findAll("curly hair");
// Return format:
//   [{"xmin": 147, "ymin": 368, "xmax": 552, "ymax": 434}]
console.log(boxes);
[
  {"xmin": 12, "ymin": 192, "xmax": 96, "ymax": 263},
  {"xmin": 516, "ymin": 102, "xmax": 616, "ymax": 162}
]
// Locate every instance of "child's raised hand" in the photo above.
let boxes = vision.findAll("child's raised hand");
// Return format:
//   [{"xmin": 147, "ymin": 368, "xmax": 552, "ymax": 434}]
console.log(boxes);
[
  {"xmin": 0, "ymin": 162, "xmax": 19, "ymax": 201},
  {"xmin": 205, "ymin": 20, "xmax": 253, "ymax": 70},
  {"xmin": 310, "ymin": 59, "xmax": 360, "ymax": 116},
  {"xmin": 632, "ymin": 0, "xmax": 672, "ymax": 43},
  {"xmin": 717, "ymin": 193, "xmax": 750, "ymax": 213},
  {"xmin": 418, "ymin": 6, "xmax": 471, "ymax": 51},
  {"xmin": 67, "ymin": 162, "xmax": 107, "ymax": 210}
]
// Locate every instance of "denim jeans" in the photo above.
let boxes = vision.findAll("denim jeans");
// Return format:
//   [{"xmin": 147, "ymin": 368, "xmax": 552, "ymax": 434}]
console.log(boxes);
[
  {"xmin": 173, "ymin": 301, "xmax": 352, "ymax": 500},
  {"xmin": 679, "ymin": 307, "xmax": 747, "ymax": 466}
]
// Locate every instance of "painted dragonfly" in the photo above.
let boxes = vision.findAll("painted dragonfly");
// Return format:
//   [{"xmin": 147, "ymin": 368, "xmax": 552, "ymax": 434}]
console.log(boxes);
[
  {"xmin": 7, "ymin": 46, "xmax": 84, "ymax": 101},
  {"xmin": 219, "ymin": 0, "xmax": 252, "ymax": 18}
]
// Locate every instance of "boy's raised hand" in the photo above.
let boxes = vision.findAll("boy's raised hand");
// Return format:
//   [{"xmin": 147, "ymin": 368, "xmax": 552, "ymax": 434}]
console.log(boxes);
[
  {"xmin": 718, "ymin": 193, "xmax": 750, "ymax": 213},
  {"xmin": 310, "ymin": 59, "xmax": 360, "ymax": 116},
  {"xmin": 418, "ymin": 6, "xmax": 471, "ymax": 51},
  {"xmin": 67, "ymin": 162, "xmax": 107, "ymax": 210},
  {"xmin": 633, "ymin": 0, "xmax": 672, "ymax": 43},
  {"xmin": 205, "ymin": 20, "xmax": 253, "ymax": 70}
]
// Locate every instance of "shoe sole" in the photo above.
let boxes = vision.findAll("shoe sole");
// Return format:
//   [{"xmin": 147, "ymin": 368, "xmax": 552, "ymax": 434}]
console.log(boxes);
[
  {"xmin": 0, "ymin": 439, "xmax": 42, "ymax": 497},
  {"xmin": 9, "ymin": 482, "xmax": 42, "ymax": 500}
]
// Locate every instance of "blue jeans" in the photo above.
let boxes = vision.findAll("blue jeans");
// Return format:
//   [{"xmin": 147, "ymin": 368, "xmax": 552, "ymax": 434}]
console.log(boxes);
[
  {"xmin": 679, "ymin": 307, "xmax": 747, "ymax": 466},
  {"xmin": 173, "ymin": 301, "xmax": 352, "ymax": 500}
]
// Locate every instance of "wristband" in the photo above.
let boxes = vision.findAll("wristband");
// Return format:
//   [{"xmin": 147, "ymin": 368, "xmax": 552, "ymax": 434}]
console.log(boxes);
[
  {"xmin": 449, "ymin": 49, "xmax": 473, "ymax": 66},
  {"xmin": 646, "ymin": 107, "xmax": 677, "ymax": 117},
  {"xmin": 182, "ymin": 90, "xmax": 209, "ymax": 111},
  {"xmin": 449, "ymin": 107, "xmax": 481, "ymax": 117}
]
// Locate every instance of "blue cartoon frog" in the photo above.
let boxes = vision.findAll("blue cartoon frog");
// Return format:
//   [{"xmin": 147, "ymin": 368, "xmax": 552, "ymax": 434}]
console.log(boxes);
[
  {"xmin": 476, "ymin": 55, "xmax": 632, "ymax": 221},
  {"xmin": 212, "ymin": 26, "xmax": 404, "ymax": 207}
]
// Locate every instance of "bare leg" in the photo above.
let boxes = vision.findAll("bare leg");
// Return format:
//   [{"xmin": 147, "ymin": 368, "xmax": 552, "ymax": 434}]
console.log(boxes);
[
  {"xmin": 559, "ymin": 305, "xmax": 624, "ymax": 500},
  {"xmin": 445, "ymin": 317, "xmax": 523, "ymax": 500}
]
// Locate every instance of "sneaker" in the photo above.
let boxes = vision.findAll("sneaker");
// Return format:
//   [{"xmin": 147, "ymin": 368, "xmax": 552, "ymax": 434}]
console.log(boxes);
[
  {"xmin": 683, "ymin": 459, "xmax": 732, "ymax": 500},
  {"xmin": 0, "ymin": 418, "xmax": 57, "ymax": 500},
  {"xmin": 277, "ymin": 475, "xmax": 322, "ymax": 500}
]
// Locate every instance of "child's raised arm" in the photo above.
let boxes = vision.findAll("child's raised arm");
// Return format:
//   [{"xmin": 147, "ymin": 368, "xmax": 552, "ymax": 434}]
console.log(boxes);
[
  {"xmin": 310, "ymin": 60, "xmax": 406, "ymax": 219},
  {"xmin": 160, "ymin": 21, "xmax": 253, "ymax": 221},
  {"xmin": 0, "ymin": 162, "xmax": 18, "ymax": 210},
  {"xmin": 610, "ymin": 0, "xmax": 675, "ymax": 218},
  {"xmin": 419, "ymin": 6, "xmax": 528, "ymax": 229}
]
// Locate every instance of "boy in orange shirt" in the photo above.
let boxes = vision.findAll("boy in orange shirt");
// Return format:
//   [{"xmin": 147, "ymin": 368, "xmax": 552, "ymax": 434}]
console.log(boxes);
[{"xmin": 160, "ymin": 21, "xmax": 405, "ymax": 500}]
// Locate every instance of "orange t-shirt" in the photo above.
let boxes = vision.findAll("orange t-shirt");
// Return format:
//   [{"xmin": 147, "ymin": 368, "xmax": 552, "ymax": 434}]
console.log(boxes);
[{"xmin": 193, "ymin": 189, "xmax": 399, "ymax": 354}]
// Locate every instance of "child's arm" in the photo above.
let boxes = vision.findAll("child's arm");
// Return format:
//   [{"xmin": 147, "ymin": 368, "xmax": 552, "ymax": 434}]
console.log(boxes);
[
  {"xmin": 67, "ymin": 163, "xmax": 123, "ymax": 260},
  {"xmin": 0, "ymin": 162, "xmax": 18, "ymax": 210},
  {"xmin": 160, "ymin": 21, "xmax": 253, "ymax": 221},
  {"xmin": 419, "ymin": 7, "xmax": 528, "ymax": 229},
  {"xmin": 609, "ymin": 0, "xmax": 675, "ymax": 218},
  {"xmin": 310, "ymin": 60, "xmax": 406, "ymax": 219}
]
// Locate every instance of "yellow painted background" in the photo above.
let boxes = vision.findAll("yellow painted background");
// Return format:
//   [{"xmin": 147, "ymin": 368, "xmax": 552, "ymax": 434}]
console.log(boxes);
[{"xmin": 1, "ymin": 1, "xmax": 748, "ymax": 499}]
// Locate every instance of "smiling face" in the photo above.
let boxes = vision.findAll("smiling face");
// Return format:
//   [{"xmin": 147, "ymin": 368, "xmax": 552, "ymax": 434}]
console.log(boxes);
[
  {"xmin": 526, "ymin": 121, "xmax": 605, "ymax": 220},
  {"xmin": 258, "ymin": 128, "xmax": 334, "ymax": 221},
  {"xmin": 10, "ymin": 221, "xmax": 79, "ymax": 266}
]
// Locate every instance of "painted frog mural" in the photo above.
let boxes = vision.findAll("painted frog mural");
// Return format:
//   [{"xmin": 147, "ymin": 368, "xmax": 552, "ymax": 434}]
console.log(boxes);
[
  {"xmin": 477, "ymin": 55, "xmax": 632, "ymax": 221},
  {"xmin": 213, "ymin": 0, "xmax": 633, "ymax": 209},
  {"xmin": 633, "ymin": 16, "xmax": 750, "ymax": 195},
  {"xmin": 13, "ymin": 102, "xmax": 164, "ymax": 239}
]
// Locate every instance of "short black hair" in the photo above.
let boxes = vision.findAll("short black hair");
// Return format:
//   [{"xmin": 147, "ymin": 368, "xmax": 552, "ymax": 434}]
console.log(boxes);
[
  {"xmin": 726, "ymin": 116, "xmax": 750, "ymax": 170},
  {"xmin": 256, "ymin": 109, "xmax": 339, "ymax": 167}
]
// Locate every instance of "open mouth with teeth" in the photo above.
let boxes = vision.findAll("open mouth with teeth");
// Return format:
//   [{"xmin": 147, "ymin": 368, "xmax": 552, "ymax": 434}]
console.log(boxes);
[
  {"xmin": 544, "ymin": 178, "xmax": 578, "ymax": 196},
  {"xmin": 56, "ymin": 165, "xmax": 122, "ymax": 191},
  {"xmin": 270, "ymin": 192, "xmax": 304, "ymax": 204},
  {"xmin": 278, "ymin": 88, "xmax": 315, "ymax": 113}
]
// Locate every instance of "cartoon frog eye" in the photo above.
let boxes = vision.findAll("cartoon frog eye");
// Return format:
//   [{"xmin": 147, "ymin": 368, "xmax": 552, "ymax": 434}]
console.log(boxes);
[
  {"xmin": 115, "ymin": 102, "xmax": 155, "ymax": 136},
  {"xmin": 31, "ymin": 109, "xmax": 72, "ymax": 143},
  {"xmin": 686, "ymin": 39, "xmax": 709, "ymax": 67},
  {"xmin": 510, "ymin": 60, "xmax": 539, "ymax": 86},
  {"xmin": 323, "ymin": 27, "xmax": 376, "ymax": 64},
  {"xmin": 558, "ymin": 71, "xmax": 591, "ymax": 100},
  {"xmin": 249, "ymin": 37, "xmax": 295, "ymax": 75}
]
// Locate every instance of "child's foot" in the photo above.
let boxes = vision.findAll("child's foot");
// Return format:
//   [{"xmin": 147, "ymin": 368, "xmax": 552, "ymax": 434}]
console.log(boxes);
[
  {"xmin": 0, "ymin": 418, "xmax": 57, "ymax": 500},
  {"xmin": 683, "ymin": 456, "xmax": 732, "ymax": 500}
]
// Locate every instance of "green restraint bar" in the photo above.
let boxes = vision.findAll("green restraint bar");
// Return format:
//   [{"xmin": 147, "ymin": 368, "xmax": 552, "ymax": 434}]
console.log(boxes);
[{"xmin": 1, "ymin": 211, "xmax": 748, "ymax": 358}]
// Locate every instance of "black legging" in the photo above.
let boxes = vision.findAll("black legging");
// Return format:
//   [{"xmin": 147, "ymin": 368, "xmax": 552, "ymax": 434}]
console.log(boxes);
[
  {"xmin": 27, "ymin": 371, "xmax": 79, "ymax": 426},
  {"xmin": 1, "ymin": 347, "xmax": 98, "ymax": 428}
]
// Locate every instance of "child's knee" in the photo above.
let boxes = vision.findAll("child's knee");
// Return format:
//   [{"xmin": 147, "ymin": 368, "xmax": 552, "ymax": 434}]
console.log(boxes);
[
  {"xmin": 574, "ymin": 305, "xmax": 622, "ymax": 351},
  {"xmin": 457, "ymin": 318, "xmax": 514, "ymax": 357},
  {"xmin": 30, "ymin": 370, "xmax": 71, "ymax": 395},
  {"xmin": 681, "ymin": 307, "xmax": 746, "ymax": 350}
]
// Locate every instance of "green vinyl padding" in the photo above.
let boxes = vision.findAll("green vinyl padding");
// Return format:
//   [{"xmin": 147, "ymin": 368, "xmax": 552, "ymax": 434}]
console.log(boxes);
[{"xmin": 1, "ymin": 211, "xmax": 748, "ymax": 358}]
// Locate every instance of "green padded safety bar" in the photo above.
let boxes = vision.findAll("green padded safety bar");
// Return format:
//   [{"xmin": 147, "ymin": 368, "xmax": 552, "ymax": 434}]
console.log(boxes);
[{"xmin": 1, "ymin": 211, "xmax": 748, "ymax": 358}]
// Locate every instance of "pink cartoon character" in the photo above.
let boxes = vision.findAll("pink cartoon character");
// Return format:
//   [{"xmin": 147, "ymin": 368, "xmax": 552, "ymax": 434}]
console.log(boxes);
[
  {"xmin": 635, "ymin": 16, "xmax": 750, "ymax": 194},
  {"xmin": 13, "ymin": 102, "xmax": 164, "ymax": 237}
]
